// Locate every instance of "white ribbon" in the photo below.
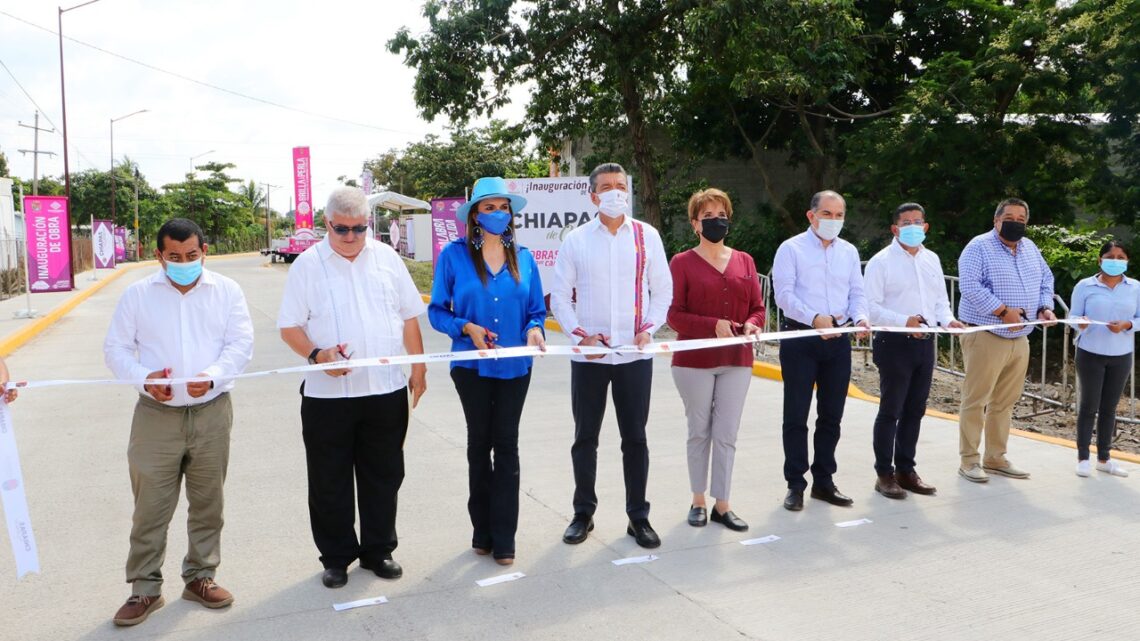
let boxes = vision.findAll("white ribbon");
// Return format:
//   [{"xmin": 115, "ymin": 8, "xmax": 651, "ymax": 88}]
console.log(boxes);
[
  {"xmin": 8, "ymin": 318, "xmax": 1095, "ymax": 390},
  {"xmin": 0, "ymin": 402, "xmax": 39, "ymax": 579}
]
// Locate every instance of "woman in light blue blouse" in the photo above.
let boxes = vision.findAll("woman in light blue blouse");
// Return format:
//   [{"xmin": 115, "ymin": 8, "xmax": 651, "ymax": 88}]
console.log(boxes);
[
  {"xmin": 1071, "ymin": 240, "xmax": 1139, "ymax": 478},
  {"xmin": 428, "ymin": 177, "xmax": 546, "ymax": 565}
]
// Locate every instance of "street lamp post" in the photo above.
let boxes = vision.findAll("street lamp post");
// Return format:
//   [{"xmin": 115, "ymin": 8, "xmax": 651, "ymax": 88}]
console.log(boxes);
[
  {"xmin": 103, "ymin": 108, "xmax": 148, "ymax": 279},
  {"xmin": 59, "ymin": 0, "xmax": 105, "ymax": 285},
  {"xmin": 262, "ymin": 183, "xmax": 280, "ymax": 251}
]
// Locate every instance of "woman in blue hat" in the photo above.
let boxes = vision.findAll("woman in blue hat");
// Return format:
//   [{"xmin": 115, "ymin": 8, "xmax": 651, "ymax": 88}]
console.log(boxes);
[{"xmin": 428, "ymin": 176, "xmax": 547, "ymax": 565}]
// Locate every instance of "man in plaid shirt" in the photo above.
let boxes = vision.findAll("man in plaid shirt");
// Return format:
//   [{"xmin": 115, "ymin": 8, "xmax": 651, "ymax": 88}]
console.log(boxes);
[{"xmin": 956, "ymin": 198, "xmax": 1057, "ymax": 483}]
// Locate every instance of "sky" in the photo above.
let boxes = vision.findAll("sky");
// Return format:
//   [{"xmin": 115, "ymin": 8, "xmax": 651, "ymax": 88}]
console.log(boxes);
[{"xmin": 0, "ymin": 0, "xmax": 526, "ymax": 212}]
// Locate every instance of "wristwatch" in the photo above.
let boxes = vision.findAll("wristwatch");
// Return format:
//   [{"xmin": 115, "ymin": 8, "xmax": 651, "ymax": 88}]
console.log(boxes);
[{"xmin": 308, "ymin": 347, "xmax": 321, "ymax": 365}]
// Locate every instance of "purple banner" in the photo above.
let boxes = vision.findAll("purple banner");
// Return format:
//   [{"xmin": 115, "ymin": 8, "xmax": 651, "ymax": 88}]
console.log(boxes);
[
  {"xmin": 22, "ymin": 196, "xmax": 73, "ymax": 292},
  {"xmin": 114, "ymin": 226, "xmax": 127, "ymax": 262},
  {"xmin": 92, "ymin": 219, "xmax": 116, "ymax": 269},
  {"xmin": 430, "ymin": 197, "xmax": 466, "ymax": 267}
]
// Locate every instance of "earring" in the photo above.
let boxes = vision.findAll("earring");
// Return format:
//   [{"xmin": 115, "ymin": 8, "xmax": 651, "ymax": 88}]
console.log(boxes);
[
  {"xmin": 471, "ymin": 226, "xmax": 484, "ymax": 250},
  {"xmin": 501, "ymin": 229, "xmax": 514, "ymax": 248}
]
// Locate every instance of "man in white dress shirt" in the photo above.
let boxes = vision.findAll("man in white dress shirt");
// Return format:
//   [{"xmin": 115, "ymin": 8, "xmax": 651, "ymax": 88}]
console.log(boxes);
[
  {"xmin": 104, "ymin": 218, "xmax": 254, "ymax": 626},
  {"xmin": 864, "ymin": 203, "xmax": 964, "ymax": 499},
  {"xmin": 278, "ymin": 187, "xmax": 427, "ymax": 589},
  {"xmin": 550, "ymin": 163, "xmax": 672, "ymax": 549},
  {"xmin": 772, "ymin": 190, "xmax": 870, "ymax": 511}
]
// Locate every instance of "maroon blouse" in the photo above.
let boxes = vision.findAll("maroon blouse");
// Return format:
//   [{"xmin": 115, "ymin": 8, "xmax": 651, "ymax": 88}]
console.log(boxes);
[{"xmin": 667, "ymin": 249, "xmax": 766, "ymax": 368}]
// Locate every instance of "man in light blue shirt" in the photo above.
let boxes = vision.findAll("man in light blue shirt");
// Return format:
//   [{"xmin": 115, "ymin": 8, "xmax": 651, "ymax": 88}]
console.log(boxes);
[
  {"xmin": 956, "ymin": 198, "xmax": 1056, "ymax": 483},
  {"xmin": 772, "ymin": 190, "xmax": 869, "ymax": 511}
]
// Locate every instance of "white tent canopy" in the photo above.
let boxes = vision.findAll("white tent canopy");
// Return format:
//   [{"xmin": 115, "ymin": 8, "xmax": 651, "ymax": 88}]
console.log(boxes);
[{"xmin": 367, "ymin": 191, "xmax": 430, "ymax": 212}]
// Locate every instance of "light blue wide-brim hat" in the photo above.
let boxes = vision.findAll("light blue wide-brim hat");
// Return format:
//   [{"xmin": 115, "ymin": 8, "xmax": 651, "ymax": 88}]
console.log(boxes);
[{"xmin": 456, "ymin": 177, "xmax": 528, "ymax": 223}]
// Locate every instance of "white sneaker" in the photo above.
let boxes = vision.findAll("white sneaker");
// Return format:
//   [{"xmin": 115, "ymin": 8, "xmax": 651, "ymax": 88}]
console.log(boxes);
[
  {"xmin": 958, "ymin": 464, "xmax": 989, "ymax": 483},
  {"xmin": 1096, "ymin": 460, "xmax": 1129, "ymax": 477},
  {"xmin": 1075, "ymin": 460, "xmax": 1092, "ymax": 477}
]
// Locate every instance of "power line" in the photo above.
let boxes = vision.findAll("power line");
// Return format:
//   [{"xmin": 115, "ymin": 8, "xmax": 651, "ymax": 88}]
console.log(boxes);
[
  {"xmin": 0, "ymin": 57, "xmax": 61, "ymax": 131},
  {"xmin": 0, "ymin": 9, "xmax": 426, "ymax": 136}
]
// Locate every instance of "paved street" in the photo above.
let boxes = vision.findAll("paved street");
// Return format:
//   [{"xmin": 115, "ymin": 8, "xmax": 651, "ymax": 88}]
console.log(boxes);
[{"xmin": 1, "ymin": 254, "xmax": 1137, "ymax": 641}]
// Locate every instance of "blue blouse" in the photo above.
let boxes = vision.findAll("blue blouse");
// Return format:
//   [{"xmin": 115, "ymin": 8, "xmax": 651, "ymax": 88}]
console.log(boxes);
[
  {"xmin": 1070, "ymin": 274, "xmax": 1140, "ymax": 357},
  {"xmin": 428, "ymin": 239, "xmax": 546, "ymax": 379}
]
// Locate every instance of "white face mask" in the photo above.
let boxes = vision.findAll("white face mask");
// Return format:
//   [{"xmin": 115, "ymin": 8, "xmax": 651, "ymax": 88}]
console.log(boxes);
[
  {"xmin": 597, "ymin": 189, "xmax": 632, "ymax": 219},
  {"xmin": 814, "ymin": 218, "xmax": 844, "ymax": 241}
]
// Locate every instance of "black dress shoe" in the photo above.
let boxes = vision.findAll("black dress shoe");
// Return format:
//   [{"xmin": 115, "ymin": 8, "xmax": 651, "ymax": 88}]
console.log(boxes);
[
  {"xmin": 626, "ymin": 519, "xmax": 661, "ymax": 549},
  {"xmin": 321, "ymin": 567, "xmax": 347, "ymax": 588},
  {"xmin": 360, "ymin": 558, "xmax": 403, "ymax": 580},
  {"xmin": 687, "ymin": 505, "xmax": 708, "ymax": 527},
  {"xmin": 710, "ymin": 508, "xmax": 749, "ymax": 531},
  {"xmin": 810, "ymin": 485, "xmax": 854, "ymax": 507},
  {"xmin": 562, "ymin": 515, "xmax": 594, "ymax": 544},
  {"xmin": 783, "ymin": 489, "xmax": 804, "ymax": 511}
]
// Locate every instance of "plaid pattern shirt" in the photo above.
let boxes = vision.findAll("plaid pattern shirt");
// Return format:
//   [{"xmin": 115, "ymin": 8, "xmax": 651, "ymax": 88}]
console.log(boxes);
[{"xmin": 957, "ymin": 230, "xmax": 1054, "ymax": 338}]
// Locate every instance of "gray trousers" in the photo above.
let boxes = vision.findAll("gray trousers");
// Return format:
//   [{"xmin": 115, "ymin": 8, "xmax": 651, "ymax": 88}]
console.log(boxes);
[
  {"xmin": 1075, "ymin": 348, "xmax": 1132, "ymax": 461},
  {"xmin": 126, "ymin": 393, "xmax": 232, "ymax": 596},
  {"xmin": 671, "ymin": 366, "xmax": 752, "ymax": 501}
]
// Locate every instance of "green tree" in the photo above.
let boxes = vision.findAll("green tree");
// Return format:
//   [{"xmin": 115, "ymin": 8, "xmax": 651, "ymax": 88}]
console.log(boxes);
[
  {"xmin": 0, "ymin": 148, "xmax": 8, "ymax": 176},
  {"xmin": 389, "ymin": 0, "xmax": 691, "ymax": 228}
]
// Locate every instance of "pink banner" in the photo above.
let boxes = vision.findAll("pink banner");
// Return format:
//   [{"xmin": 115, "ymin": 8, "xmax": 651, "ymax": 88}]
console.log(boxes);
[
  {"xmin": 92, "ymin": 219, "xmax": 115, "ymax": 269},
  {"xmin": 22, "ymin": 196, "xmax": 73, "ymax": 292},
  {"xmin": 114, "ymin": 226, "xmax": 127, "ymax": 262},
  {"xmin": 431, "ymin": 197, "xmax": 466, "ymax": 267},
  {"xmin": 292, "ymin": 146, "xmax": 314, "ymax": 230}
]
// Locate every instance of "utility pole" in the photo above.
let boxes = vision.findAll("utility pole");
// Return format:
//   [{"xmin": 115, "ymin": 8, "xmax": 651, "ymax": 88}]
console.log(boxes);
[
  {"xmin": 133, "ymin": 167, "xmax": 141, "ymax": 261},
  {"xmin": 17, "ymin": 112, "xmax": 56, "ymax": 196},
  {"xmin": 262, "ymin": 183, "xmax": 281, "ymax": 250}
]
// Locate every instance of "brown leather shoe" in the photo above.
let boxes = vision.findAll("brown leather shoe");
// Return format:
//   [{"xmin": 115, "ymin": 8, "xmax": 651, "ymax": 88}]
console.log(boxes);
[
  {"xmin": 896, "ymin": 471, "xmax": 937, "ymax": 495},
  {"xmin": 182, "ymin": 577, "xmax": 234, "ymax": 609},
  {"xmin": 874, "ymin": 473, "xmax": 907, "ymax": 499},
  {"xmin": 112, "ymin": 594, "xmax": 165, "ymax": 626}
]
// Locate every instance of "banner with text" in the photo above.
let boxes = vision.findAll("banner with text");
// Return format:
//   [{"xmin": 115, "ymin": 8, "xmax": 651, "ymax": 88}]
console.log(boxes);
[
  {"xmin": 114, "ymin": 226, "xmax": 127, "ymax": 262},
  {"xmin": 292, "ymin": 146, "xmax": 314, "ymax": 230},
  {"xmin": 21, "ymin": 196, "xmax": 73, "ymax": 292},
  {"xmin": 93, "ymin": 219, "xmax": 116, "ymax": 269},
  {"xmin": 430, "ymin": 197, "xmax": 466, "ymax": 266}
]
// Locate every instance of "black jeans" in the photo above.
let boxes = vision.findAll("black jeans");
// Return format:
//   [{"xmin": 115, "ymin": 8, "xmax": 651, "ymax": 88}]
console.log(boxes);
[
  {"xmin": 450, "ymin": 366, "xmax": 532, "ymax": 559},
  {"xmin": 300, "ymin": 389, "xmax": 408, "ymax": 569},
  {"xmin": 570, "ymin": 359, "xmax": 653, "ymax": 520},
  {"xmin": 779, "ymin": 324, "xmax": 851, "ymax": 491},
  {"xmin": 871, "ymin": 333, "xmax": 935, "ymax": 475},
  {"xmin": 1075, "ymin": 348, "xmax": 1132, "ymax": 461}
]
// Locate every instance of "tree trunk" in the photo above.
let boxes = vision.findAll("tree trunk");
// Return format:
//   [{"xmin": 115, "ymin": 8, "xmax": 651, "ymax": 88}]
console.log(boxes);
[{"xmin": 618, "ymin": 70, "xmax": 663, "ymax": 229}]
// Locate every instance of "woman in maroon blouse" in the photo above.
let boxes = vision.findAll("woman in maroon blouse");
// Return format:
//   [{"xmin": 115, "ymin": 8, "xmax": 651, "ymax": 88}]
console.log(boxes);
[{"xmin": 668, "ymin": 188, "xmax": 765, "ymax": 532}]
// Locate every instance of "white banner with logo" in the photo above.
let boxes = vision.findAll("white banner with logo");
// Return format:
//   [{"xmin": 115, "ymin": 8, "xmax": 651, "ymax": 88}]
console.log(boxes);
[{"xmin": 0, "ymin": 402, "xmax": 39, "ymax": 579}]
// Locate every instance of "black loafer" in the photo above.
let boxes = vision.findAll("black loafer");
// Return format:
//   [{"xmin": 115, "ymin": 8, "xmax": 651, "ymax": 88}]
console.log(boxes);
[
  {"xmin": 562, "ymin": 515, "xmax": 594, "ymax": 544},
  {"xmin": 360, "ymin": 557, "xmax": 403, "ymax": 580},
  {"xmin": 710, "ymin": 508, "xmax": 749, "ymax": 531},
  {"xmin": 687, "ymin": 505, "xmax": 708, "ymax": 527},
  {"xmin": 626, "ymin": 519, "xmax": 661, "ymax": 549},
  {"xmin": 321, "ymin": 567, "xmax": 347, "ymax": 589},
  {"xmin": 783, "ymin": 489, "xmax": 804, "ymax": 511},
  {"xmin": 810, "ymin": 485, "xmax": 854, "ymax": 507}
]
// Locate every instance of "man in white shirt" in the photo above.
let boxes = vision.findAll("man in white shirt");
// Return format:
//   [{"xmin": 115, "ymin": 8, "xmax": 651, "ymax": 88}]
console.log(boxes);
[
  {"xmin": 864, "ymin": 203, "xmax": 964, "ymax": 499},
  {"xmin": 278, "ymin": 187, "xmax": 427, "ymax": 589},
  {"xmin": 772, "ymin": 190, "xmax": 870, "ymax": 511},
  {"xmin": 550, "ymin": 163, "xmax": 672, "ymax": 549},
  {"xmin": 104, "ymin": 218, "xmax": 254, "ymax": 626}
]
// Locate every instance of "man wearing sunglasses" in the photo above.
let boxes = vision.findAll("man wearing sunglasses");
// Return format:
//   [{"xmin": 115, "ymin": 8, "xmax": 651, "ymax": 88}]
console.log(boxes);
[{"xmin": 278, "ymin": 187, "xmax": 428, "ymax": 589}]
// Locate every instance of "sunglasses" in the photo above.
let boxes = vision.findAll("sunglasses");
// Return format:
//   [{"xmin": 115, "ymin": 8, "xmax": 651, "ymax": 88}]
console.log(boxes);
[{"xmin": 330, "ymin": 224, "xmax": 368, "ymax": 235}]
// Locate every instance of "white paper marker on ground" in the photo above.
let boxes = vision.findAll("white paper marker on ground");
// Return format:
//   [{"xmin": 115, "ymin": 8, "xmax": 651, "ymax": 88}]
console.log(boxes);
[
  {"xmin": 476, "ymin": 571, "xmax": 525, "ymax": 587},
  {"xmin": 612, "ymin": 554, "xmax": 659, "ymax": 566},
  {"xmin": 740, "ymin": 535, "xmax": 781, "ymax": 546},
  {"xmin": 333, "ymin": 596, "xmax": 388, "ymax": 611},
  {"xmin": 836, "ymin": 518, "xmax": 873, "ymax": 528}
]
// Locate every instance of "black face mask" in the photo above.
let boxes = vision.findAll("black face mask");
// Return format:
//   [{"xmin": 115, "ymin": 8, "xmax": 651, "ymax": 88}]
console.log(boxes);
[
  {"xmin": 700, "ymin": 218, "xmax": 730, "ymax": 243},
  {"xmin": 999, "ymin": 220, "xmax": 1026, "ymax": 243}
]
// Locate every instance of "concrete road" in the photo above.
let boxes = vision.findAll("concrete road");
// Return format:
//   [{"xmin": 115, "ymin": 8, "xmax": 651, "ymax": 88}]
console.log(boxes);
[{"xmin": 1, "ymin": 254, "xmax": 1137, "ymax": 641}]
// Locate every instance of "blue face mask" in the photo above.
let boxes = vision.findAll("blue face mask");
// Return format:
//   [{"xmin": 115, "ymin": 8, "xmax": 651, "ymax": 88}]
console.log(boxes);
[
  {"xmin": 165, "ymin": 258, "xmax": 203, "ymax": 286},
  {"xmin": 897, "ymin": 224, "xmax": 926, "ymax": 248},
  {"xmin": 1102, "ymin": 258, "xmax": 1128, "ymax": 277},
  {"xmin": 476, "ymin": 210, "xmax": 513, "ymax": 235}
]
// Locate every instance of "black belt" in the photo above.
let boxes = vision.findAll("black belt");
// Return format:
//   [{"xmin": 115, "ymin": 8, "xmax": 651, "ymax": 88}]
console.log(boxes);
[
  {"xmin": 781, "ymin": 318, "xmax": 812, "ymax": 331},
  {"xmin": 878, "ymin": 331, "xmax": 934, "ymax": 341}
]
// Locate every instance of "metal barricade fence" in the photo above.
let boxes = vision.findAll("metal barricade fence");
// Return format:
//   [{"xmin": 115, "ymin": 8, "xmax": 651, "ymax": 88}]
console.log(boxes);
[{"xmin": 755, "ymin": 268, "xmax": 1136, "ymax": 423}]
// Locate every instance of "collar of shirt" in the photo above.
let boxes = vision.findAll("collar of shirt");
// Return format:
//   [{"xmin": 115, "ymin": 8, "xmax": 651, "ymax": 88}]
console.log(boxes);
[
  {"xmin": 588, "ymin": 214, "xmax": 633, "ymax": 235},
  {"xmin": 987, "ymin": 228, "xmax": 1021, "ymax": 254},
  {"xmin": 888, "ymin": 237, "xmax": 924, "ymax": 259},
  {"xmin": 1091, "ymin": 273, "xmax": 1138, "ymax": 290},
  {"xmin": 315, "ymin": 235, "xmax": 375, "ymax": 263}
]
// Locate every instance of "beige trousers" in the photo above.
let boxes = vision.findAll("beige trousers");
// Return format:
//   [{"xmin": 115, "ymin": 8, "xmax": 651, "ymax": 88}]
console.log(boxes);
[
  {"xmin": 958, "ymin": 332, "xmax": 1029, "ymax": 468},
  {"xmin": 125, "ymin": 393, "xmax": 232, "ymax": 596}
]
